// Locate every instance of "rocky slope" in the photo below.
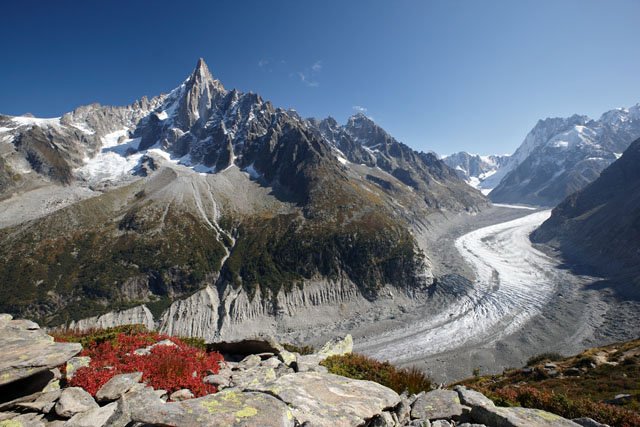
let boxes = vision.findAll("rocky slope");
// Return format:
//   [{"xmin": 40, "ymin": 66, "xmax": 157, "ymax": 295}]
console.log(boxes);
[
  {"xmin": 442, "ymin": 152, "xmax": 510, "ymax": 191},
  {"xmin": 531, "ymin": 137, "xmax": 640, "ymax": 294},
  {"xmin": 0, "ymin": 314, "xmax": 592, "ymax": 427},
  {"xmin": 489, "ymin": 105, "xmax": 640, "ymax": 206},
  {"xmin": 0, "ymin": 58, "xmax": 487, "ymax": 330}
]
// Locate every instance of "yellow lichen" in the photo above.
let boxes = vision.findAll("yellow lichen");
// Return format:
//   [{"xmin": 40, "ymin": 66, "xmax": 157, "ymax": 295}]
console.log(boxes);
[{"xmin": 234, "ymin": 406, "xmax": 258, "ymax": 418}]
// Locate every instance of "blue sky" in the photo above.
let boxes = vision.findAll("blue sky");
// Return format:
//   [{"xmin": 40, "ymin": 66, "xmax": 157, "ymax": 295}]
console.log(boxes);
[{"xmin": 1, "ymin": 0, "xmax": 638, "ymax": 155}]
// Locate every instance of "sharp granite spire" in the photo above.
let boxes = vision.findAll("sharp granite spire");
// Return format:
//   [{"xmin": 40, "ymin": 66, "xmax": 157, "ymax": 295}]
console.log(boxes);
[{"xmin": 175, "ymin": 58, "xmax": 227, "ymax": 128}]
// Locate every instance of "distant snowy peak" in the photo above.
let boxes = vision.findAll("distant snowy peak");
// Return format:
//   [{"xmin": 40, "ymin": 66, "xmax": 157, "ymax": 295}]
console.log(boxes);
[
  {"xmin": 442, "ymin": 152, "xmax": 510, "ymax": 191},
  {"xmin": 490, "ymin": 103, "xmax": 640, "ymax": 206}
]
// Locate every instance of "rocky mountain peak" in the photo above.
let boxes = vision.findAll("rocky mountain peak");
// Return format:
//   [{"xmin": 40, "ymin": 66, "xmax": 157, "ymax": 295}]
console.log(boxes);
[{"xmin": 174, "ymin": 58, "xmax": 227, "ymax": 128}]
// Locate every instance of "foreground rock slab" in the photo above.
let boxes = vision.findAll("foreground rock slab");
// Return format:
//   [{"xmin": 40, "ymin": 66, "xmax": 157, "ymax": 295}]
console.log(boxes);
[
  {"xmin": 455, "ymin": 386, "xmax": 580, "ymax": 427},
  {"xmin": 250, "ymin": 372, "xmax": 400, "ymax": 427},
  {"xmin": 412, "ymin": 389, "xmax": 466, "ymax": 421},
  {"xmin": 128, "ymin": 388, "xmax": 295, "ymax": 426},
  {"xmin": 55, "ymin": 387, "xmax": 99, "ymax": 418},
  {"xmin": 0, "ymin": 314, "xmax": 81, "ymax": 386}
]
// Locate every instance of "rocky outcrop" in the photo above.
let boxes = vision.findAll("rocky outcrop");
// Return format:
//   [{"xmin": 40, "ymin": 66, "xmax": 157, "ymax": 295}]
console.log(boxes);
[
  {"xmin": 0, "ymin": 320, "xmax": 588, "ymax": 427},
  {"xmin": 0, "ymin": 314, "xmax": 81, "ymax": 387},
  {"xmin": 67, "ymin": 305, "xmax": 155, "ymax": 332}
]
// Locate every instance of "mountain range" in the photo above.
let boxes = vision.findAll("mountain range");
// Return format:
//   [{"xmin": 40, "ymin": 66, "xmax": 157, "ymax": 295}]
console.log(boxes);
[
  {"xmin": 441, "ymin": 152, "xmax": 510, "ymax": 192},
  {"xmin": 0, "ymin": 59, "xmax": 486, "ymax": 327},
  {"xmin": 443, "ymin": 104, "xmax": 640, "ymax": 206}
]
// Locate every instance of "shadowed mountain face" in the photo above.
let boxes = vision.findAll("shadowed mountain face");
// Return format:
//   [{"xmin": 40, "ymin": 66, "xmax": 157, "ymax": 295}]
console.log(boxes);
[
  {"xmin": 0, "ymin": 59, "xmax": 487, "ymax": 325},
  {"xmin": 489, "ymin": 107, "xmax": 640, "ymax": 206},
  {"xmin": 531, "ymin": 137, "xmax": 640, "ymax": 293}
]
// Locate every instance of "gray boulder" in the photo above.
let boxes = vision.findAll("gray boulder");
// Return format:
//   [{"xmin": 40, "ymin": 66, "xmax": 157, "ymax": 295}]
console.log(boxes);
[
  {"xmin": 472, "ymin": 405, "xmax": 581, "ymax": 426},
  {"xmin": 15, "ymin": 390, "xmax": 61, "ymax": 413},
  {"xmin": 317, "ymin": 334, "xmax": 353, "ymax": 360},
  {"xmin": 95, "ymin": 372, "xmax": 143, "ymax": 402},
  {"xmin": 572, "ymin": 417, "xmax": 610, "ymax": 427},
  {"xmin": 411, "ymin": 389, "xmax": 466, "ymax": 421},
  {"xmin": 0, "ymin": 314, "xmax": 81, "ymax": 387},
  {"xmin": 232, "ymin": 366, "xmax": 277, "ymax": 389},
  {"xmin": 54, "ymin": 387, "xmax": 99, "ymax": 418},
  {"xmin": 169, "ymin": 389, "xmax": 194, "ymax": 401},
  {"xmin": 203, "ymin": 373, "xmax": 232, "ymax": 388},
  {"xmin": 128, "ymin": 388, "xmax": 295, "ymax": 426},
  {"xmin": 65, "ymin": 400, "xmax": 129, "ymax": 427},
  {"xmin": 250, "ymin": 371, "xmax": 400, "ymax": 427}
]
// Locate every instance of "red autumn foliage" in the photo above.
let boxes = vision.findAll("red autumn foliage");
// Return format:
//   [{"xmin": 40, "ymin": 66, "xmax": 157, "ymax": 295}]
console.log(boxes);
[{"xmin": 68, "ymin": 331, "xmax": 224, "ymax": 398}]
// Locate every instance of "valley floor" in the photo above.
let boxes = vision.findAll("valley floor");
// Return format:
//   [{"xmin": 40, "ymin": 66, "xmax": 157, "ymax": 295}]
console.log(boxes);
[{"xmin": 352, "ymin": 205, "xmax": 640, "ymax": 383}]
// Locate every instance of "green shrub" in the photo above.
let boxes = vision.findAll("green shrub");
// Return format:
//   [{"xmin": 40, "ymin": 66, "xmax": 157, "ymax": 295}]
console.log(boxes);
[
  {"xmin": 526, "ymin": 352, "xmax": 563, "ymax": 366},
  {"xmin": 321, "ymin": 353, "xmax": 432, "ymax": 394},
  {"xmin": 282, "ymin": 343, "xmax": 315, "ymax": 355},
  {"xmin": 179, "ymin": 336, "xmax": 207, "ymax": 351},
  {"xmin": 52, "ymin": 324, "xmax": 150, "ymax": 348}
]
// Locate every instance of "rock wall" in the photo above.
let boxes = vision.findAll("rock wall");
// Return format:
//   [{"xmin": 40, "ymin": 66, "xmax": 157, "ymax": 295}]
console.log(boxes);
[
  {"xmin": 68, "ymin": 278, "xmax": 430, "ymax": 344},
  {"xmin": 67, "ymin": 305, "xmax": 155, "ymax": 332}
]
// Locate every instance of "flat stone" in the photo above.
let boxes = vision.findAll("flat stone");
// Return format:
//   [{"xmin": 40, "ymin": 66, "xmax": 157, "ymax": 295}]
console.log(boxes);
[
  {"xmin": 432, "ymin": 421, "xmax": 453, "ymax": 427},
  {"xmin": 317, "ymin": 334, "xmax": 353, "ymax": 360},
  {"xmin": 572, "ymin": 417, "xmax": 609, "ymax": 427},
  {"xmin": 237, "ymin": 354, "xmax": 262, "ymax": 370},
  {"xmin": 2, "ymin": 412, "xmax": 45, "ymax": 426},
  {"xmin": 251, "ymin": 371, "xmax": 400, "ymax": 427},
  {"xmin": 0, "ymin": 315, "xmax": 81, "ymax": 387},
  {"xmin": 128, "ymin": 388, "xmax": 295, "ymax": 426},
  {"xmin": 54, "ymin": 387, "xmax": 99, "ymax": 418},
  {"xmin": 65, "ymin": 356, "xmax": 91, "ymax": 380},
  {"xmin": 295, "ymin": 354, "xmax": 325, "ymax": 372},
  {"xmin": 170, "ymin": 389, "xmax": 194, "ymax": 401},
  {"xmin": 409, "ymin": 420, "xmax": 432, "ymax": 427},
  {"xmin": 232, "ymin": 366, "xmax": 277, "ymax": 389},
  {"xmin": 471, "ymin": 405, "xmax": 581, "ymax": 427},
  {"xmin": 455, "ymin": 386, "xmax": 495, "ymax": 409},
  {"xmin": 15, "ymin": 390, "xmax": 61, "ymax": 413},
  {"xmin": 65, "ymin": 401, "xmax": 119, "ymax": 427},
  {"xmin": 96, "ymin": 372, "xmax": 143, "ymax": 402},
  {"xmin": 204, "ymin": 374, "xmax": 232, "ymax": 388},
  {"xmin": 260, "ymin": 357, "xmax": 282, "ymax": 369},
  {"xmin": 411, "ymin": 389, "xmax": 464, "ymax": 421}
]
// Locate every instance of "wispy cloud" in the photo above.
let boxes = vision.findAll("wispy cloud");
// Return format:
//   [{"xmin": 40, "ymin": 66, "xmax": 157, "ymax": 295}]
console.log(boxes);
[
  {"xmin": 296, "ymin": 60, "xmax": 323, "ymax": 87},
  {"xmin": 352, "ymin": 105, "xmax": 367, "ymax": 113},
  {"xmin": 258, "ymin": 59, "xmax": 269, "ymax": 68},
  {"xmin": 297, "ymin": 72, "xmax": 319, "ymax": 87}
]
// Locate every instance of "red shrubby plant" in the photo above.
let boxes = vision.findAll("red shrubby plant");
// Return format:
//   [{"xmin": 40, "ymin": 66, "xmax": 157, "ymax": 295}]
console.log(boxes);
[{"xmin": 65, "ymin": 331, "xmax": 224, "ymax": 398}]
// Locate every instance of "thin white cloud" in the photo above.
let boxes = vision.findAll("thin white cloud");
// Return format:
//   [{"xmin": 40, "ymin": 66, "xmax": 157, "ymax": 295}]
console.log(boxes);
[
  {"xmin": 296, "ymin": 60, "xmax": 322, "ymax": 87},
  {"xmin": 297, "ymin": 72, "xmax": 319, "ymax": 87},
  {"xmin": 352, "ymin": 105, "xmax": 367, "ymax": 113},
  {"xmin": 258, "ymin": 59, "xmax": 269, "ymax": 68}
]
